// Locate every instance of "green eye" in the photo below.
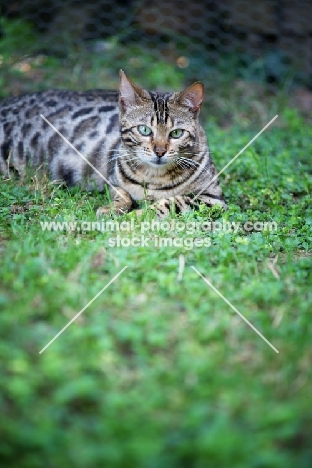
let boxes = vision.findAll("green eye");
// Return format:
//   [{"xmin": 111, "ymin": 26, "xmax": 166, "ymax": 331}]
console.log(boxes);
[
  {"xmin": 138, "ymin": 125, "xmax": 152, "ymax": 136},
  {"xmin": 170, "ymin": 129, "xmax": 184, "ymax": 139}
]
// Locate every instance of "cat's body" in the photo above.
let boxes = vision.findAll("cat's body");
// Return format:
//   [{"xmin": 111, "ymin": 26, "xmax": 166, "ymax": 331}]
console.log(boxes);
[{"xmin": 0, "ymin": 71, "xmax": 226, "ymax": 216}]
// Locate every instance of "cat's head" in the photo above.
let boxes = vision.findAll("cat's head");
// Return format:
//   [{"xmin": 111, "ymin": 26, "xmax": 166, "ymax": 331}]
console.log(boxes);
[{"xmin": 119, "ymin": 70, "xmax": 204, "ymax": 168}]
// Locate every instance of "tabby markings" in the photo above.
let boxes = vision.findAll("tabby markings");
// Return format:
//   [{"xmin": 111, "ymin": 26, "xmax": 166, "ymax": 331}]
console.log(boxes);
[{"xmin": 40, "ymin": 114, "xmax": 128, "ymax": 201}]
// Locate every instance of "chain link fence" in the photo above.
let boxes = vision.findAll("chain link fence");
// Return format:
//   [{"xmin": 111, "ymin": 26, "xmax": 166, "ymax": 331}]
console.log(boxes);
[{"xmin": 0, "ymin": 0, "xmax": 311, "ymax": 86}]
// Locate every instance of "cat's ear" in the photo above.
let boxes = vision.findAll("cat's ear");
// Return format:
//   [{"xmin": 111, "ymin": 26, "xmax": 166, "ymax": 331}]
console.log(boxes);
[
  {"xmin": 178, "ymin": 82, "xmax": 204, "ymax": 115},
  {"xmin": 119, "ymin": 70, "xmax": 149, "ymax": 109}
]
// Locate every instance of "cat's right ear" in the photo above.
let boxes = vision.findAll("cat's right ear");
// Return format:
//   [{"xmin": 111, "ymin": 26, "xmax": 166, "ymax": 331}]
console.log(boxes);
[{"xmin": 119, "ymin": 70, "xmax": 148, "ymax": 110}]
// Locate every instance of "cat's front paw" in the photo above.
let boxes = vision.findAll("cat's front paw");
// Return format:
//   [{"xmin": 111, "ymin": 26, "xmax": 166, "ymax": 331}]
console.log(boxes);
[
  {"xmin": 96, "ymin": 205, "xmax": 113, "ymax": 217},
  {"xmin": 155, "ymin": 196, "xmax": 195, "ymax": 218},
  {"xmin": 96, "ymin": 204, "xmax": 129, "ymax": 217}
]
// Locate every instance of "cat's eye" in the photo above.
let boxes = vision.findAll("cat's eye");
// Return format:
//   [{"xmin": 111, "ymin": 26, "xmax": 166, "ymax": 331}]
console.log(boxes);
[
  {"xmin": 170, "ymin": 129, "xmax": 184, "ymax": 139},
  {"xmin": 138, "ymin": 125, "xmax": 152, "ymax": 136}
]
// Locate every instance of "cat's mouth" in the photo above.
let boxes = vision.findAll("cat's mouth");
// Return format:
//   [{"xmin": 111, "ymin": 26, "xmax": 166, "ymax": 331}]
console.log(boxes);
[
  {"xmin": 155, "ymin": 158, "xmax": 166, "ymax": 166},
  {"xmin": 138, "ymin": 153, "xmax": 174, "ymax": 168},
  {"xmin": 147, "ymin": 158, "xmax": 169, "ymax": 168}
]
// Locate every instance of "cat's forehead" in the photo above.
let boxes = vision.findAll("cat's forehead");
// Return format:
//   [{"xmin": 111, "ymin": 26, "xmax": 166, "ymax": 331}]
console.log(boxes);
[
  {"xmin": 148, "ymin": 91, "xmax": 172, "ymax": 124},
  {"xmin": 122, "ymin": 90, "xmax": 195, "ymax": 128},
  {"xmin": 148, "ymin": 91, "xmax": 194, "ymax": 127}
]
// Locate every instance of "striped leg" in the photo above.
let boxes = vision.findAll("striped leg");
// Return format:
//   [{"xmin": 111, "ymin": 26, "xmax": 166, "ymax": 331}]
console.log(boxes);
[
  {"xmin": 149, "ymin": 193, "xmax": 226, "ymax": 218},
  {"xmin": 96, "ymin": 187, "xmax": 133, "ymax": 217}
]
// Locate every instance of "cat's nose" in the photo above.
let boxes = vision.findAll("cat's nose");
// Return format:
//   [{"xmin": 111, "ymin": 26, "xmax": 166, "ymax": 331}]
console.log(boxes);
[{"xmin": 155, "ymin": 146, "xmax": 166, "ymax": 158}]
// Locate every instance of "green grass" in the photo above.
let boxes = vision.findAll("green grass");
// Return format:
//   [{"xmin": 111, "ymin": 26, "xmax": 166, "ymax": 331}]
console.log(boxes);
[
  {"xmin": 1, "ymin": 106, "xmax": 311, "ymax": 467},
  {"xmin": 1, "ymin": 19, "xmax": 312, "ymax": 468}
]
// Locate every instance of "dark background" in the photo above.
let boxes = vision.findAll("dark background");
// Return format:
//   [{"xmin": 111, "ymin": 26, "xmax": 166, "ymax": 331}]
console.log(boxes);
[{"xmin": 1, "ymin": 0, "xmax": 311, "ymax": 86}]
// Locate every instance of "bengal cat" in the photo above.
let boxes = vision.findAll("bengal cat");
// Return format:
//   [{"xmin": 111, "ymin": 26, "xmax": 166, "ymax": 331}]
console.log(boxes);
[{"xmin": 0, "ymin": 70, "xmax": 226, "ymax": 217}]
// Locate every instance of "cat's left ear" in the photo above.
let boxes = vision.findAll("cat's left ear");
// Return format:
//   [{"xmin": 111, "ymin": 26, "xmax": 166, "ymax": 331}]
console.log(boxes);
[{"xmin": 178, "ymin": 82, "xmax": 204, "ymax": 116}]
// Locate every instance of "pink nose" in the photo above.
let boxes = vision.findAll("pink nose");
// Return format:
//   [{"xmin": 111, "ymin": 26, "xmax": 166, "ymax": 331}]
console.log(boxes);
[{"xmin": 155, "ymin": 147, "xmax": 166, "ymax": 157}]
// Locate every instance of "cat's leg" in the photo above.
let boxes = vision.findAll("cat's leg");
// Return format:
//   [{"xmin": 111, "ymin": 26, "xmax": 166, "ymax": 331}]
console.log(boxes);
[
  {"xmin": 194, "ymin": 193, "xmax": 227, "ymax": 210},
  {"xmin": 96, "ymin": 187, "xmax": 133, "ymax": 217},
  {"xmin": 149, "ymin": 194, "xmax": 226, "ymax": 218},
  {"xmin": 143, "ymin": 196, "xmax": 196, "ymax": 218}
]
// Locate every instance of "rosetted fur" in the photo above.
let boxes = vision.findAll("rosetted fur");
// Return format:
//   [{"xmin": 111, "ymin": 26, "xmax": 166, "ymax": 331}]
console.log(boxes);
[{"xmin": 0, "ymin": 70, "xmax": 226, "ymax": 217}]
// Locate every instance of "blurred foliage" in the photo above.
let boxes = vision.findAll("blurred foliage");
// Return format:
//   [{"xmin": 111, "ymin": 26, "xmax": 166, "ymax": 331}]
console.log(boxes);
[
  {"xmin": 0, "ymin": 17, "xmax": 304, "ymax": 95},
  {"xmin": 1, "ymin": 17, "xmax": 310, "ymax": 131},
  {"xmin": 0, "ymin": 17, "xmax": 37, "ymax": 55}
]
